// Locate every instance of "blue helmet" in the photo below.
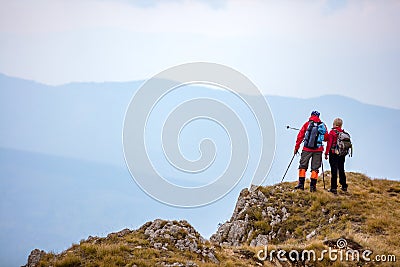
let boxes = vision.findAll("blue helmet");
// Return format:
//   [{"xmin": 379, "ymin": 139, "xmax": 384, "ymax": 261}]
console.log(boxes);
[{"xmin": 311, "ymin": 110, "xmax": 320, "ymax": 117}]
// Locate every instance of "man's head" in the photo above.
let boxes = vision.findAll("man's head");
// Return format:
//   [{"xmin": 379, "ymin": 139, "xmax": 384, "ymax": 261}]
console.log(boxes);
[{"xmin": 311, "ymin": 110, "xmax": 320, "ymax": 117}]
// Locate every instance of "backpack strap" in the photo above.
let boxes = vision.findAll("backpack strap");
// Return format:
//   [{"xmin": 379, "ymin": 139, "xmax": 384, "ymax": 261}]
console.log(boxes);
[
  {"xmin": 347, "ymin": 140, "xmax": 353, "ymax": 157},
  {"xmin": 342, "ymin": 129, "xmax": 353, "ymax": 157},
  {"xmin": 332, "ymin": 128, "xmax": 339, "ymax": 150}
]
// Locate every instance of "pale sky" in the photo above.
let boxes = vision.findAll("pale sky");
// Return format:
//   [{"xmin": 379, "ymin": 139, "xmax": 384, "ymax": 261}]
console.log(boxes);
[{"xmin": 1, "ymin": 0, "xmax": 399, "ymax": 108}]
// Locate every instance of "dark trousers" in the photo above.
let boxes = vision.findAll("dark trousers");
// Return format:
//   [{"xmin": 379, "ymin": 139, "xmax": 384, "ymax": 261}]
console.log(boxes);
[
  {"xmin": 299, "ymin": 151, "xmax": 322, "ymax": 171},
  {"xmin": 329, "ymin": 152, "xmax": 347, "ymax": 189}
]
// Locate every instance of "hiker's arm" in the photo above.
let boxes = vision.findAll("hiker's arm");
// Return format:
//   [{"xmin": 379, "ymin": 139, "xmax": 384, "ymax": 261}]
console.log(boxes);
[
  {"xmin": 325, "ymin": 130, "xmax": 334, "ymax": 156},
  {"xmin": 294, "ymin": 122, "xmax": 307, "ymax": 152},
  {"xmin": 323, "ymin": 124, "xmax": 329, "ymax": 141}
]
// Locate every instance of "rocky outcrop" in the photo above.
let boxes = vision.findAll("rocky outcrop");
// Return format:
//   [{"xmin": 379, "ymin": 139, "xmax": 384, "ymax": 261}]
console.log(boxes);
[
  {"xmin": 23, "ymin": 219, "xmax": 219, "ymax": 266},
  {"xmin": 249, "ymin": 234, "xmax": 269, "ymax": 247},
  {"xmin": 141, "ymin": 219, "xmax": 218, "ymax": 263},
  {"xmin": 211, "ymin": 219, "xmax": 250, "ymax": 246},
  {"xmin": 23, "ymin": 249, "xmax": 46, "ymax": 267},
  {"xmin": 141, "ymin": 219, "xmax": 218, "ymax": 264},
  {"xmin": 211, "ymin": 185, "xmax": 293, "ymax": 247}
]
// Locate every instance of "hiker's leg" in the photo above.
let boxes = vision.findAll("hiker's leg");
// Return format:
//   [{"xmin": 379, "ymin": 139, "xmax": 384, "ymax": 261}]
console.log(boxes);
[
  {"xmin": 338, "ymin": 155, "xmax": 347, "ymax": 190},
  {"xmin": 310, "ymin": 152, "xmax": 322, "ymax": 192},
  {"xmin": 329, "ymin": 153, "xmax": 338, "ymax": 190},
  {"xmin": 299, "ymin": 151, "xmax": 313, "ymax": 171},
  {"xmin": 310, "ymin": 151, "xmax": 322, "ymax": 173},
  {"xmin": 296, "ymin": 151, "xmax": 312, "ymax": 190}
]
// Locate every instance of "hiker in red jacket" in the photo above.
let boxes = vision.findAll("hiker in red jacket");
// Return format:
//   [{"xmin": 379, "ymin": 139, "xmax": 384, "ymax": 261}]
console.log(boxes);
[
  {"xmin": 325, "ymin": 118, "xmax": 348, "ymax": 194},
  {"xmin": 294, "ymin": 111, "xmax": 328, "ymax": 192}
]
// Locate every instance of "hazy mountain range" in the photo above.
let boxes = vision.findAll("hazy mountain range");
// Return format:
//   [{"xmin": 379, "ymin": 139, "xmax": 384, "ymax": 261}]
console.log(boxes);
[{"xmin": 1, "ymin": 73, "xmax": 399, "ymax": 266}]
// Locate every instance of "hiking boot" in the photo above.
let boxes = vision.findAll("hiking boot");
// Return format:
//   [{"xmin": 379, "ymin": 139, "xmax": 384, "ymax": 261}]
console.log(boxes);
[
  {"xmin": 328, "ymin": 188, "xmax": 338, "ymax": 195},
  {"xmin": 294, "ymin": 184, "xmax": 305, "ymax": 190},
  {"xmin": 310, "ymin": 178, "xmax": 317, "ymax": 192},
  {"xmin": 294, "ymin": 177, "xmax": 305, "ymax": 190},
  {"xmin": 340, "ymin": 186, "xmax": 348, "ymax": 192}
]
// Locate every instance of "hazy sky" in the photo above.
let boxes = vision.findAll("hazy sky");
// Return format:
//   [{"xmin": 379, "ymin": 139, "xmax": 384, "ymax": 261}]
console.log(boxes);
[{"xmin": 1, "ymin": 0, "xmax": 399, "ymax": 108}]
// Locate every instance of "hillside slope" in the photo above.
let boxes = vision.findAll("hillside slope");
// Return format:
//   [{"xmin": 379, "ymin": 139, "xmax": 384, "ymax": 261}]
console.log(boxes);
[{"xmin": 25, "ymin": 173, "xmax": 399, "ymax": 266}]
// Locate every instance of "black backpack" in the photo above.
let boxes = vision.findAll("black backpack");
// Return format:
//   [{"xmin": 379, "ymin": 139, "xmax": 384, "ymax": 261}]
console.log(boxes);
[{"xmin": 304, "ymin": 121, "xmax": 323, "ymax": 149}]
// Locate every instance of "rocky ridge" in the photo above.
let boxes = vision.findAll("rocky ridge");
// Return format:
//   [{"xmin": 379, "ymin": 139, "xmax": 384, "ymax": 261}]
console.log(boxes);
[
  {"xmin": 211, "ymin": 173, "xmax": 376, "ymax": 248},
  {"xmin": 25, "ymin": 219, "xmax": 220, "ymax": 267},
  {"xmin": 210, "ymin": 185, "xmax": 292, "ymax": 247},
  {"xmin": 25, "ymin": 173, "xmax": 400, "ymax": 266},
  {"xmin": 141, "ymin": 219, "xmax": 218, "ymax": 264}
]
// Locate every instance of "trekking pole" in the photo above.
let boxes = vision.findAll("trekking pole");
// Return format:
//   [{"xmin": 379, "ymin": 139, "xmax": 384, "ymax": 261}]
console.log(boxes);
[
  {"xmin": 321, "ymin": 161, "xmax": 326, "ymax": 190},
  {"xmin": 286, "ymin": 125, "xmax": 300, "ymax": 131},
  {"xmin": 281, "ymin": 153, "xmax": 296, "ymax": 183}
]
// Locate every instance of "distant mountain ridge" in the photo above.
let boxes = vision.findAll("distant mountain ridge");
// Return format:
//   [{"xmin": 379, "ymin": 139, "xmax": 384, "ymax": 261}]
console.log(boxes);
[
  {"xmin": 1, "ymin": 73, "xmax": 400, "ymax": 265},
  {"xmin": 1, "ymin": 72, "xmax": 399, "ymax": 180}
]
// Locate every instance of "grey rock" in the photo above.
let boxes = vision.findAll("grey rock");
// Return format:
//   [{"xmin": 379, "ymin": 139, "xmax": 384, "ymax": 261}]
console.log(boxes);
[
  {"xmin": 247, "ymin": 227, "xmax": 254, "ymax": 241},
  {"xmin": 175, "ymin": 238, "xmax": 197, "ymax": 252},
  {"xmin": 163, "ymin": 262, "xmax": 184, "ymax": 267},
  {"xmin": 268, "ymin": 231, "xmax": 276, "ymax": 240},
  {"xmin": 266, "ymin": 206, "xmax": 276, "ymax": 216},
  {"xmin": 86, "ymin": 235, "xmax": 100, "ymax": 244},
  {"xmin": 24, "ymin": 249, "xmax": 45, "ymax": 267},
  {"xmin": 143, "ymin": 219, "xmax": 219, "ymax": 263},
  {"xmin": 231, "ymin": 189, "xmax": 250, "ymax": 220},
  {"xmin": 144, "ymin": 219, "xmax": 205, "ymax": 253},
  {"xmin": 281, "ymin": 207, "xmax": 290, "ymax": 221},
  {"xmin": 250, "ymin": 234, "xmax": 269, "ymax": 247},
  {"xmin": 270, "ymin": 214, "xmax": 281, "ymax": 226},
  {"xmin": 211, "ymin": 185, "xmax": 296, "ymax": 247},
  {"xmin": 257, "ymin": 191, "xmax": 267, "ymax": 202},
  {"xmin": 116, "ymin": 228, "xmax": 131, "ymax": 237},
  {"xmin": 262, "ymin": 210, "xmax": 267, "ymax": 218},
  {"xmin": 232, "ymin": 223, "xmax": 247, "ymax": 245},
  {"xmin": 207, "ymin": 251, "xmax": 219, "ymax": 264},
  {"xmin": 250, "ymin": 184, "xmax": 259, "ymax": 192},
  {"xmin": 154, "ymin": 242, "xmax": 163, "ymax": 249},
  {"xmin": 329, "ymin": 215, "xmax": 337, "ymax": 224},
  {"xmin": 306, "ymin": 230, "xmax": 317, "ymax": 240}
]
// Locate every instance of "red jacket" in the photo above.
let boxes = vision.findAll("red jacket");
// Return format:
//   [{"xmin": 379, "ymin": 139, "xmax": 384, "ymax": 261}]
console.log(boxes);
[
  {"xmin": 325, "ymin": 126, "xmax": 343, "ymax": 155},
  {"xmin": 295, "ymin": 115, "xmax": 328, "ymax": 152}
]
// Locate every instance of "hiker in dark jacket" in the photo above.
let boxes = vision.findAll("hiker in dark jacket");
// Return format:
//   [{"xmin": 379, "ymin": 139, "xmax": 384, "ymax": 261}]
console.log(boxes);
[
  {"xmin": 294, "ymin": 111, "xmax": 328, "ymax": 192},
  {"xmin": 325, "ymin": 118, "xmax": 347, "ymax": 194}
]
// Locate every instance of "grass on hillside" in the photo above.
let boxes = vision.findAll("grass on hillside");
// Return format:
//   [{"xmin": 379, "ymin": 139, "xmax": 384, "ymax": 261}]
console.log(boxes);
[
  {"xmin": 34, "ymin": 172, "xmax": 399, "ymax": 267},
  {"xmin": 249, "ymin": 172, "xmax": 400, "ymax": 266},
  {"xmin": 37, "ymin": 222, "xmax": 257, "ymax": 267}
]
